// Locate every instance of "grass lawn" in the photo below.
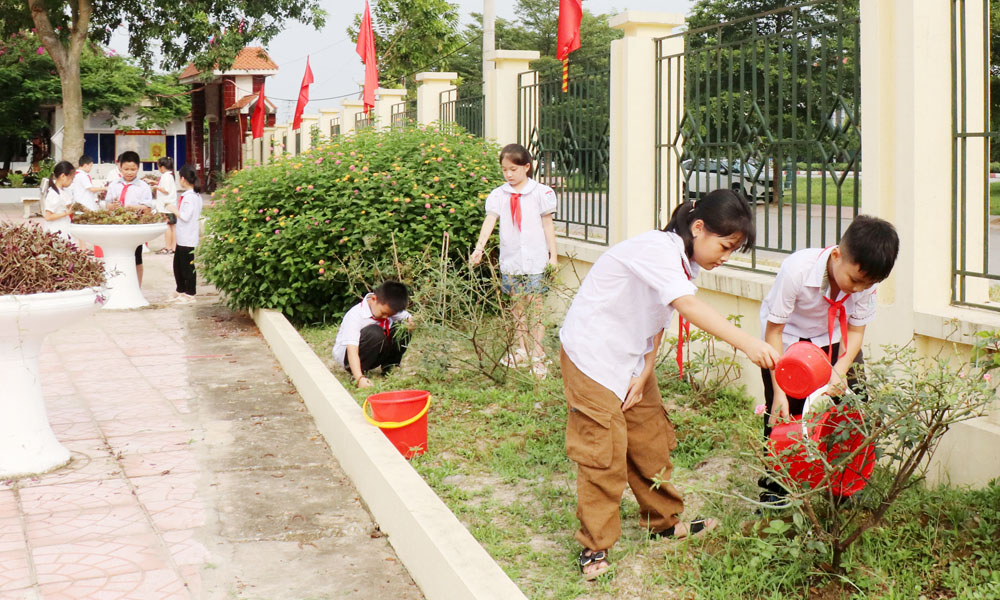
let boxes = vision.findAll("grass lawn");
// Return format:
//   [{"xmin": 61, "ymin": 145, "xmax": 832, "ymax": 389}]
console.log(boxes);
[
  {"xmin": 300, "ymin": 321, "xmax": 1000, "ymax": 600},
  {"xmin": 781, "ymin": 178, "xmax": 1000, "ymax": 217}
]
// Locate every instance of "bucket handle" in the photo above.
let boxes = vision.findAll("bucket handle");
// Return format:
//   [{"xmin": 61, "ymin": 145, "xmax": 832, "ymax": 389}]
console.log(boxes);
[
  {"xmin": 363, "ymin": 395, "xmax": 431, "ymax": 429},
  {"xmin": 801, "ymin": 385, "xmax": 830, "ymax": 437}
]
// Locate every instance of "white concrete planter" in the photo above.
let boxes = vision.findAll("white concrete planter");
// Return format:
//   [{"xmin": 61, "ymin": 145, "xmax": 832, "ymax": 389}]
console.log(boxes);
[
  {"xmin": 0, "ymin": 288, "xmax": 102, "ymax": 478},
  {"xmin": 0, "ymin": 187, "xmax": 39, "ymax": 205},
  {"xmin": 69, "ymin": 223, "xmax": 168, "ymax": 310}
]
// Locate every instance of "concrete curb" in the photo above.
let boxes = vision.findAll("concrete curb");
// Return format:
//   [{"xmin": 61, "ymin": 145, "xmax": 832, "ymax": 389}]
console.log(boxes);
[{"xmin": 251, "ymin": 308, "xmax": 527, "ymax": 600}]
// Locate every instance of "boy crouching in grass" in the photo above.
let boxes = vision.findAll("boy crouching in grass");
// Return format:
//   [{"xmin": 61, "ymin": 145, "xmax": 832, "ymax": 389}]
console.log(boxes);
[{"xmin": 332, "ymin": 281, "xmax": 412, "ymax": 389}]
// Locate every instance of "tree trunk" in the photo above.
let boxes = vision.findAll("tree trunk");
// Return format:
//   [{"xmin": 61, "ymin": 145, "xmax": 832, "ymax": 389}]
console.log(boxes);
[{"xmin": 58, "ymin": 56, "xmax": 85, "ymax": 163}]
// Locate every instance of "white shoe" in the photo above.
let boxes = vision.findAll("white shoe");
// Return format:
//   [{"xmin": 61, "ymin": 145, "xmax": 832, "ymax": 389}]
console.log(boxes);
[
  {"xmin": 531, "ymin": 360, "xmax": 548, "ymax": 379},
  {"xmin": 500, "ymin": 348, "xmax": 528, "ymax": 368}
]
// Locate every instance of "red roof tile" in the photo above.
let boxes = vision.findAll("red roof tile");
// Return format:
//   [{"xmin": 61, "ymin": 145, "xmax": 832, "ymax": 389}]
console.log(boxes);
[
  {"xmin": 226, "ymin": 93, "xmax": 276, "ymax": 113},
  {"xmin": 179, "ymin": 47, "xmax": 279, "ymax": 80}
]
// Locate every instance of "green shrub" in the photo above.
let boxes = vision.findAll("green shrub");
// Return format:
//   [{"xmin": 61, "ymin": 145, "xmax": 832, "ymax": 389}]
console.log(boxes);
[
  {"xmin": 199, "ymin": 124, "xmax": 503, "ymax": 323},
  {"xmin": 990, "ymin": 161, "xmax": 1000, "ymax": 173},
  {"xmin": 8, "ymin": 173, "xmax": 24, "ymax": 187}
]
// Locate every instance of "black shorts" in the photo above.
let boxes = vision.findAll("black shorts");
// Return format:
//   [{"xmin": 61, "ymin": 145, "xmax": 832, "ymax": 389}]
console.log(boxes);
[{"xmin": 135, "ymin": 245, "xmax": 143, "ymax": 265}]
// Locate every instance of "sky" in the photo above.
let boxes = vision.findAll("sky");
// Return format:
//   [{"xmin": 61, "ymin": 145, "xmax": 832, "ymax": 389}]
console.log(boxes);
[{"xmin": 110, "ymin": 0, "xmax": 694, "ymax": 123}]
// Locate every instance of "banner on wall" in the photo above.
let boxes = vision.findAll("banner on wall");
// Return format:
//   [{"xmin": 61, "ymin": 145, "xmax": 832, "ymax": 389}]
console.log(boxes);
[{"xmin": 114, "ymin": 130, "xmax": 167, "ymax": 162}]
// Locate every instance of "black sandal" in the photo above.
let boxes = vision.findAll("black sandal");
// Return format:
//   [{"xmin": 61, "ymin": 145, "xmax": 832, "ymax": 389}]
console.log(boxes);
[
  {"xmin": 577, "ymin": 548, "xmax": 610, "ymax": 581},
  {"xmin": 649, "ymin": 517, "xmax": 718, "ymax": 540}
]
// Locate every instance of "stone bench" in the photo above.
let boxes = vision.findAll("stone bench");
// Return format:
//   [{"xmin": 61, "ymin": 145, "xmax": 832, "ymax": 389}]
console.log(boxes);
[{"xmin": 22, "ymin": 197, "xmax": 40, "ymax": 219}]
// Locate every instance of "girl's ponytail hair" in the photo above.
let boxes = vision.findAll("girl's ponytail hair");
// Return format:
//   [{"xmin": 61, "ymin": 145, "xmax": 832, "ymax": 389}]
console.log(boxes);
[
  {"xmin": 663, "ymin": 189, "xmax": 756, "ymax": 257},
  {"xmin": 48, "ymin": 160, "xmax": 76, "ymax": 195},
  {"xmin": 178, "ymin": 164, "xmax": 202, "ymax": 194}
]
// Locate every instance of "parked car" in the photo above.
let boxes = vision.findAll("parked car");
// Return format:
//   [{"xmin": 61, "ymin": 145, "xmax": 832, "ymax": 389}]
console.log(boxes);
[{"xmin": 680, "ymin": 158, "xmax": 779, "ymax": 202}]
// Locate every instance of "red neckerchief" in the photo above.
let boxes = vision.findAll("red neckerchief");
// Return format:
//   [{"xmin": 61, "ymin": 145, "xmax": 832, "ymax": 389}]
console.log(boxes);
[
  {"xmin": 119, "ymin": 183, "xmax": 131, "ymax": 206},
  {"xmin": 510, "ymin": 192, "xmax": 522, "ymax": 231},
  {"xmin": 374, "ymin": 317, "xmax": 391, "ymax": 337},
  {"xmin": 822, "ymin": 246, "xmax": 849, "ymax": 362},
  {"xmin": 677, "ymin": 258, "xmax": 693, "ymax": 379}
]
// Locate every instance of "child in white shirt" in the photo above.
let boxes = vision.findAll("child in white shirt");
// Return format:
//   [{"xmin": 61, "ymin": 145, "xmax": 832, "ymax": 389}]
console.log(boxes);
[
  {"xmin": 332, "ymin": 282, "xmax": 412, "ymax": 389},
  {"xmin": 42, "ymin": 161, "xmax": 77, "ymax": 240},
  {"xmin": 559, "ymin": 189, "xmax": 779, "ymax": 581},
  {"xmin": 166, "ymin": 164, "xmax": 203, "ymax": 304},
  {"xmin": 152, "ymin": 157, "xmax": 178, "ymax": 254},
  {"xmin": 105, "ymin": 150, "xmax": 154, "ymax": 285},
  {"xmin": 470, "ymin": 144, "xmax": 558, "ymax": 378},
  {"xmin": 756, "ymin": 215, "xmax": 899, "ymax": 505},
  {"xmin": 70, "ymin": 154, "xmax": 106, "ymax": 211}
]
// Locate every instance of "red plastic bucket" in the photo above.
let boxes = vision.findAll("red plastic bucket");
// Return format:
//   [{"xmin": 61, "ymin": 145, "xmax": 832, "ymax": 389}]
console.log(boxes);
[
  {"xmin": 775, "ymin": 341, "xmax": 832, "ymax": 398},
  {"xmin": 769, "ymin": 407, "xmax": 874, "ymax": 497},
  {"xmin": 363, "ymin": 390, "xmax": 431, "ymax": 459}
]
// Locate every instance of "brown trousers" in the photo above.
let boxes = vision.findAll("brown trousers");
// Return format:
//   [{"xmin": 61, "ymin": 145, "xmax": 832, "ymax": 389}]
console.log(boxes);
[{"xmin": 561, "ymin": 347, "xmax": 684, "ymax": 551}]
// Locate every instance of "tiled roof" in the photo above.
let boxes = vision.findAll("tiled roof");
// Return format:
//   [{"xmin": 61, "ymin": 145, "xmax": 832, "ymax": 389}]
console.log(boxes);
[
  {"xmin": 179, "ymin": 47, "xmax": 279, "ymax": 80},
  {"xmin": 226, "ymin": 93, "xmax": 276, "ymax": 112}
]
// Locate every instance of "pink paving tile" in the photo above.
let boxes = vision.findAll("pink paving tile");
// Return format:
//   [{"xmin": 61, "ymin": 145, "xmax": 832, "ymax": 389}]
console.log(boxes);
[
  {"xmin": 37, "ymin": 568, "xmax": 190, "ymax": 600},
  {"xmin": 131, "ymin": 474, "xmax": 205, "ymax": 532},
  {"xmin": 0, "ymin": 516, "xmax": 26, "ymax": 552},
  {"xmin": 120, "ymin": 450, "xmax": 199, "ymax": 478},
  {"xmin": 106, "ymin": 431, "xmax": 199, "ymax": 456},
  {"xmin": 61, "ymin": 438, "xmax": 113, "ymax": 456},
  {"xmin": 129, "ymin": 354, "xmax": 188, "ymax": 368},
  {"xmin": 0, "ymin": 489, "xmax": 18, "ymax": 518},
  {"xmin": 170, "ymin": 399, "xmax": 193, "ymax": 415},
  {"xmin": 0, "ymin": 550, "xmax": 33, "ymax": 592},
  {"xmin": 25, "ymin": 503, "xmax": 153, "ymax": 547},
  {"xmin": 50, "ymin": 419, "xmax": 103, "ymax": 442},
  {"xmin": 45, "ymin": 407, "xmax": 94, "ymax": 426},
  {"xmin": 162, "ymin": 529, "xmax": 210, "ymax": 566},
  {"xmin": 91, "ymin": 402, "xmax": 178, "ymax": 424},
  {"xmin": 160, "ymin": 389, "xmax": 195, "ymax": 402},
  {"xmin": 31, "ymin": 535, "xmax": 170, "ymax": 585},
  {"xmin": 73, "ymin": 379, "xmax": 158, "ymax": 399},
  {"xmin": 98, "ymin": 417, "xmax": 189, "ymax": 438},
  {"xmin": 39, "ymin": 382, "xmax": 78, "ymax": 396},
  {"xmin": 135, "ymin": 365, "xmax": 191, "ymax": 379},
  {"xmin": 15, "ymin": 452, "xmax": 121, "ymax": 489},
  {"xmin": 70, "ymin": 368, "xmax": 144, "ymax": 384},
  {"xmin": 19, "ymin": 479, "xmax": 137, "ymax": 517},
  {"xmin": 177, "ymin": 564, "xmax": 202, "ymax": 598}
]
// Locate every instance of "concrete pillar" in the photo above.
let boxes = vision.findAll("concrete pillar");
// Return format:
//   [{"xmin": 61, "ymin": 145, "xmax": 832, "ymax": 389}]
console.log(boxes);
[
  {"xmin": 415, "ymin": 72, "xmax": 457, "ymax": 126},
  {"xmin": 608, "ymin": 12, "xmax": 684, "ymax": 245},
  {"xmin": 298, "ymin": 114, "xmax": 321, "ymax": 152},
  {"xmin": 484, "ymin": 50, "xmax": 538, "ymax": 146},
  {"xmin": 341, "ymin": 99, "xmax": 366, "ymax": 135},
  {"xmin": 319, "ymin": 107, "xmax": 342, "ymax": 139},
  {"xmin": 261, "ymin": 127, "xmax": 276, "ymax": 165},
  {"xmin": 374, "ymin": 88, "xmax": 407, "ymax": 131}
]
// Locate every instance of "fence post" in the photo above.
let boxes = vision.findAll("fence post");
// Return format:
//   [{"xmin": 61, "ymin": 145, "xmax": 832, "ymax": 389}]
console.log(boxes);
[
  {"xmin": 415, "ymin": 72, "xmax": 457, "ymax": 126},
  {"xmin": 374, "ymin": 88, "xmax": 407, "ymax": 131},
  {"xmin": 607, "ymin": 12, "xmax": 684, "ymax": 246},
  {"xmin": 298, "ymin": 114, "xmax": 320, "ymax": 152},
  {"xmin": 319, "ymin": 108, "xmax": 342, "ymax": 138},
  {"xmin": 341, "ymin": 99, "xmax": 365, "ymax": 135},
  {"xmin": 484, "ymin": 50, "xmax": 538, "ymax": 146},
  {"xmin": 261, "ymin": 127, "xmax": 276, "ymax": 165}
]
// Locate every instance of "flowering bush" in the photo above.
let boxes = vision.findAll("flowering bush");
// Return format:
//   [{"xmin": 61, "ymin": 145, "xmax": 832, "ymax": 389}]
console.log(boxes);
[
  {"xmin": 0, "ymin": 223, "xmax": 105, "ymax": 295},
  {"xmin": 200, "ymin": 124, "xmax": 502, "ymax": 322}
]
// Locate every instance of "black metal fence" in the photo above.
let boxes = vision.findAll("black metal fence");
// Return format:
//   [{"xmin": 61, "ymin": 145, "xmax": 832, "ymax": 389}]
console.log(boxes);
[
  {"xmin": 517, "ymin": 69, "xmax": 611, "ymax": 245},
  {"xmin": 440, "ymin": 82, "xmax": 485, "ymax": 137},
  {"xmin": 355, "ymin": 111, "xmax": 374, "ymax": 131},
  {"xmin": 655, "ymin": 0, "xmax": 861, "ymax": 270},
  {"xmin": 391, "ymin": 99, "xmax": 417, "ymax": 129},
  {"xmin": 330, "ymin": 117, "xmax": 341, "ymax": 138}
]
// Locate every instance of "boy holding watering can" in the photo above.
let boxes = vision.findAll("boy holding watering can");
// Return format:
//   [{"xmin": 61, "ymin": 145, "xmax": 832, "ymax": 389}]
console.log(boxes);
[{"xmin": 758, "ymin": 215, "xmax": 899, "ymax": 505}]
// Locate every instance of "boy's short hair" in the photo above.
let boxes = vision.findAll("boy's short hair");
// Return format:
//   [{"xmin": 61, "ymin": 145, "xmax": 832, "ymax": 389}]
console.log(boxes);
[
  {"xmin": 839, "ymin": 215, "xmax": 899, "ymax": 282},
  {"xmin": 119, "ymin": 151, "xmax": 141, "ymax": 167},
  {"xmin": 374, "ymin": 281, "xmax": 409, "ymax": 313},
  {"xmin": 78, "ymin": 154, "xmax": 94, "ymax": 166}
]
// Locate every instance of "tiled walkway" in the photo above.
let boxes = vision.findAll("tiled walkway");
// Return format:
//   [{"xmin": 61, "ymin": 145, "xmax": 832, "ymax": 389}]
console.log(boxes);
[{"xmin": 0, "ymin": 205, "xmax": 423, "ymax": 599}]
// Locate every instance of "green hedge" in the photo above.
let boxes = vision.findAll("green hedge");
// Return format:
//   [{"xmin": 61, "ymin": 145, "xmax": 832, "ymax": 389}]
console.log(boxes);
[{"xmin": 199, "ymin": 125, "xmax": 502, "ymax": 323}]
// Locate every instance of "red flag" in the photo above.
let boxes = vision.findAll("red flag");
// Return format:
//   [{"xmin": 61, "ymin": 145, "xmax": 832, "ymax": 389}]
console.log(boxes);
[
  {"xmin": 251, "ymin": 82, "xmax": 266, "ymax": 139},
  {"xmin": 557, "ymin": 0, "xmax": 582, "ymax": 60},
  {"xmin": 355, "ymin": 0, "xmax": 379, "ymax": 114},
  {"xmin": 293, "ymin": 57, "xmax": 314, "ymax": 130},
  {"xmin": 557, "ymin": 0, "xmax": 582, "ymax": 93}
]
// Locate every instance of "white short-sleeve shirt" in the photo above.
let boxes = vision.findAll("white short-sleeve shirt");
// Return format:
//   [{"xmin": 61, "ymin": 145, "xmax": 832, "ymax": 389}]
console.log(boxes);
[
  {"xmin": 71, "ymin": 170, "xmax": 100, "ymax": 211},
  {"xmin": 559, "ymin": 230, "xmax": 699, "ymax": 400},
  {"xmin": 484, "ymin": 179, "xmax": 557, "ymax": 275},
  {"xmin": 759, "ymin": 246, "xmax": 878, "ymax": 349},
  {"xmin": 332, "ymin": 293, "xmax": 412, "ymax": 368},
  {"xmin": 106, "ymin": 178, "xmax": 153, "ymax": 208},
  {"xmin": 156, "ymin": 171, "xmax": 178, "ymax": 211},
  {"xmin": 175, "ymin": 189, "xmax": 203, "ymax": 248},
  {"xmin": 42, "ymin": 186, "xmax": 72, "ymax": 239}
]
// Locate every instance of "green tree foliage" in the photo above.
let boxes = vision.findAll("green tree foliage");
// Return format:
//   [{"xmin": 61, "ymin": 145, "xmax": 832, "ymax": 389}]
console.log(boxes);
[
  {"xmin": 200, "ymin": 125, "xmax": 502, "ymax": 323},
  {"xmin": 681, "ymin": 0, "xmax": 861, "ymax": 172},
  {"xmin": 2, "ymin": 0, "xmax": 325, "ymax": 163},
  {"xmin": 346, "ymin": 0, "xmax": 463, "ymax": 89},
  {"xmin": 0, "ymin": 31, "xmax": 189, "ymax": 169}
]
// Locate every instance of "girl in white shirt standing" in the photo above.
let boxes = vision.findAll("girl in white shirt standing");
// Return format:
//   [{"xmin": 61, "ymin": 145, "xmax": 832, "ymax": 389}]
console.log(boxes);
[
  {"xmin": 470, "ymin": 144, "xmax": 558, "ymax": 378},
  {"xmin": 152, "ymin": 157, "xmax": 178, "ymax": 254},
  {"xmin": 167, "ymin": 164, "xmax": 203, "ymax": 304},
  {"xmin": 559, "ymin": 189, "xmax": 780, "ymax": 581},
  {"xmin": 41, "ymin": 161, "xmax": 76, "ymax": 241}
]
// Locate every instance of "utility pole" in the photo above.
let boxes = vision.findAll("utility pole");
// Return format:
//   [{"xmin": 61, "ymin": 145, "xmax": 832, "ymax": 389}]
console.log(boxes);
[{"xmin": 483, "ymin": 0, "xmax": 495, "ymax": 82}]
